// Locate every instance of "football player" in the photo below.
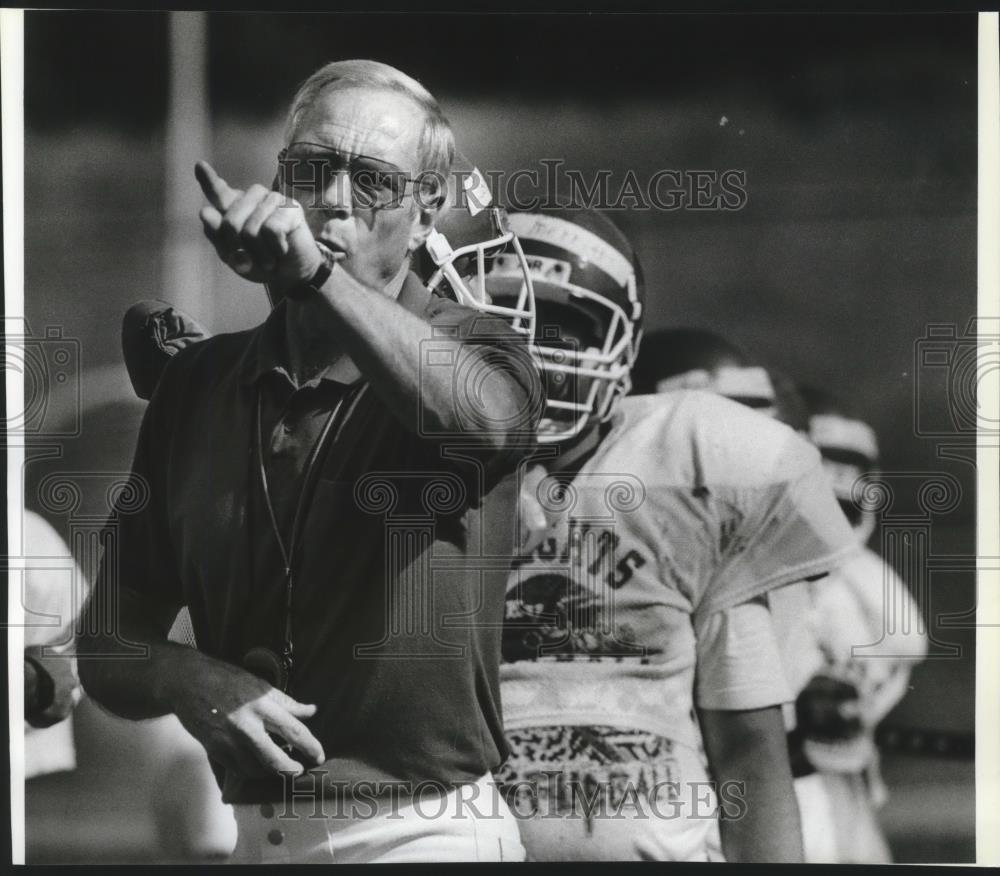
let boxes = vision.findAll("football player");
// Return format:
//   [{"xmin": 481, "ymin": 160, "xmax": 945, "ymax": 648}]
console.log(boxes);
[
  {"xmin": 484, "ymin": 207, "xmax": 857, "ymax": 862},
  {"xmin": 788, "ymin": 385, "xmax": 927, "ymax": 863},
  {"xmin": 633, "ymin": 330, "xmax": 817, "ymax": 732},
  {"xmin": 635, "ymin": 330, "xmax": 926, "ymax": 862}
]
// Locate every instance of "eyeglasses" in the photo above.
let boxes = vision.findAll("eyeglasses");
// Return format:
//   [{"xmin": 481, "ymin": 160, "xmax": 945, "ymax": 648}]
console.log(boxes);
[{"xmin": 276, "ymin": 142, "xmax": 421, "ymax": 210}]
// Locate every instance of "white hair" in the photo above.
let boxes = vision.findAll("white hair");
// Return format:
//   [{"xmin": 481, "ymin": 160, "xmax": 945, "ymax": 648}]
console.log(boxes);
[{"xmin": 284, "ymin": 59, "xmax": 455, "ymax": 182}]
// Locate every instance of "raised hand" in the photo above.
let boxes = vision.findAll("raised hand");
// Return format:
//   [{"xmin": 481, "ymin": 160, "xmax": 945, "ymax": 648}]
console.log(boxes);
[{"xmin": 195, "ymin": 160, "xmax": 329, "ymax": 289}]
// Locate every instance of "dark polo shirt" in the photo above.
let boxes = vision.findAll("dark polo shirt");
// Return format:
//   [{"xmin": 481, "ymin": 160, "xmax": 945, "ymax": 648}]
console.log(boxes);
[{"xmin": 105, "ymin": 274, "xmax": 540, "ymax": 803}]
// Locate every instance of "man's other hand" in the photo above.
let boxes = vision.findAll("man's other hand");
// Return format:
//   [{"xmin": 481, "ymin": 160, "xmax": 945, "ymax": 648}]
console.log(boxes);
[{"xmin": 166, "ymin": 649, "xmax": 326, "ymax": 779}]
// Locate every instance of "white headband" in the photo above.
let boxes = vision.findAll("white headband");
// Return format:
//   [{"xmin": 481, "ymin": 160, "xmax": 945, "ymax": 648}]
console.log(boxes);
[
  {"xmin": 655, "ymin": 365, "xmax": 776, "ymax": 401},
  {"xmin": 809, "ymin": 414, "xmax": 879, "ymax": 461}
]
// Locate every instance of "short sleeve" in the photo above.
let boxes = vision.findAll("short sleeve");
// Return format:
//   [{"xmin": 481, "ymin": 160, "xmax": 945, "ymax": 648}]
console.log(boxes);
[
  {"xmin": 424, "ymin": 296, "xmax": 544, "ymax": 469},
  {"xmin": 765, "ymin": 578, "xmax": 828, "ymax": 697},
  {"xmin": 699, "ymin": 432, "xmax": 857, "ymax": 616},
  {"xmin": 460, "ymin": 305, "xmax": 540, "ymax": 392},
  {"xmin": 694, "ymin": 596, "xmax": 793, "ymax": 711}
]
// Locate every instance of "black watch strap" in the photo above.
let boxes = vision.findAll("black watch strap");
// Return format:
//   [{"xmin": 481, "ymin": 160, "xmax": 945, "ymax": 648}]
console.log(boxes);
[{"xmin": 285, "ymin": 246, "xmax": 336, "ymax": 301}]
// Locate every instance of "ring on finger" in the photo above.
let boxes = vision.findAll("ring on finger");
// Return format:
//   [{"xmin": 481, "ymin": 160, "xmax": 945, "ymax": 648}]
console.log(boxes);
[{"xmin": 230, "ymin": 248, "xmax": 254, "ymax": 271}]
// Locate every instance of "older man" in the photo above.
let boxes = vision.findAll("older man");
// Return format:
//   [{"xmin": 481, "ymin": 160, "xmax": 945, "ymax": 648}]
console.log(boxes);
[{"xmin": 79, "ymin": 60, "xmax": 538, "ymax": 863}]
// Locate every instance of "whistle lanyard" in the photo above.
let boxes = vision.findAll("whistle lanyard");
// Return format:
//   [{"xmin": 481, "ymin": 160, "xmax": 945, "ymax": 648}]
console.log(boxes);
[{"xmin": 254, "ymin": 382, "xmax": 365, "ymax": 689}]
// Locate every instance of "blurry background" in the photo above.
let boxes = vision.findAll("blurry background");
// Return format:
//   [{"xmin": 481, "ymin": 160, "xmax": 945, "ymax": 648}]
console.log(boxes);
[{"xmin": 18, "ymin": 10, "xmax": 979, "ymax": 863}]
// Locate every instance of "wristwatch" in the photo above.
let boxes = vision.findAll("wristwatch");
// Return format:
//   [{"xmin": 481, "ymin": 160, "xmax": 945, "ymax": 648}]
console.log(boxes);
[{"xmin": 284, "ymin": 244, "xmax": 337, "ymax": 301}]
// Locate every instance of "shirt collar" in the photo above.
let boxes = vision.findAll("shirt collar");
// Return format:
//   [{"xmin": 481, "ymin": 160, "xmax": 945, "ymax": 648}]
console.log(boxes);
[
  {"xmin": 240, "ymin": 299, "xmax": 292, "ymax": 387},
  {"xmin": 239, "ymin": 272, "xmax": 433, "ymax": 387}
]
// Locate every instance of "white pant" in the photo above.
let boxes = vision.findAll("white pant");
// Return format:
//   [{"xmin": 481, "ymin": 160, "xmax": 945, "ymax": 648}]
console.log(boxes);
[
  {"xmin": 511, "ymin": 790, "xmax": 717, "ymax": 862},
  {"xmin": 795, "ymin": 772, "xmax": 892, "ymax": 864},
  {"xmin": 229, "ymin": 772, "xmax": 525, "ymax": 864}
]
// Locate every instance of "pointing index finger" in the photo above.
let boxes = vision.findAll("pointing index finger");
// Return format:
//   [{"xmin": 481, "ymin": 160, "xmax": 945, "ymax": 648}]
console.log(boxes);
[{"xmin": 195, "ymin": 160, "xmax": 238, "ymax": 212}]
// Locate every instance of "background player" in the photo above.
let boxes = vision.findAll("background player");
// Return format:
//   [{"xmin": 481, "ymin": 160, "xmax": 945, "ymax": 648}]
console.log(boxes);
[
  {"xmin": 634, "ymin": 328, "xmax": 926, "ymax": 862},
  {"xmin": 631, "ymin": 327, "xmax": 778, "ymax": 416},
  {"xmin": 792, "ymin": 384, "xmax": 928, "ymax": 863}
]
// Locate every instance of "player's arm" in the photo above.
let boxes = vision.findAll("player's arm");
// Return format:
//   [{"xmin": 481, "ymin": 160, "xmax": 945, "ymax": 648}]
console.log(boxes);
[
  {"xmin": 692, "ymin": 424, "xmax": 859, "ymax": 860},
  {"xmin": 698, "ymin": 704, "xmax": 802, "ymax": 862},
  {"xmin": 693, "ymin": 597, "xmax": 803, "ymax": 862}
]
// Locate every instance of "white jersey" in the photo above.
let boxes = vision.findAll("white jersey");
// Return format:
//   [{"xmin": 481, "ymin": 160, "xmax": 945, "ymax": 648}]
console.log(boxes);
[
  {"xmin": 501, "ymin": 391, "xmax": 858, "ymax": 749},
  {"xmin": 497, "ymin": 392, "xmax": 857, "ymax": 861}
]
